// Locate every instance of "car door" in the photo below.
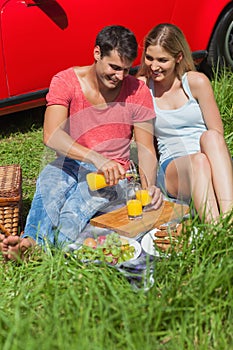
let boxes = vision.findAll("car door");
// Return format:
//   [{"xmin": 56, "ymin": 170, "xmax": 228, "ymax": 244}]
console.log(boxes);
[{"xmin": 0, "ymin": 0, "xmax": 175, "ymax": 100}]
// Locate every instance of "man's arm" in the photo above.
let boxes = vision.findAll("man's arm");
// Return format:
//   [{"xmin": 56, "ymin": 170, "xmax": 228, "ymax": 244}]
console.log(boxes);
[{"xmin": 43, "ymin": 104, "xmax": 126, "ymax": 185}]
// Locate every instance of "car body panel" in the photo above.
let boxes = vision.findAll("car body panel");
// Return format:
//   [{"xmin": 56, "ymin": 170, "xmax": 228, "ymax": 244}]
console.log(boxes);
[
  {"xmin": 176, "ymin": 1, "xmax": 232, "ymax": 50},
  {"xmin": 0, "ymin": 0, "xmax": 232, "ymax": 115}
]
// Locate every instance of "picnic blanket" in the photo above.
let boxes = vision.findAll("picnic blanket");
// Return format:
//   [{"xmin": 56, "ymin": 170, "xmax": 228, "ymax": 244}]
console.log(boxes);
[{"xmin": 67, "ymin": 198, "xmax": 190, "ymax": 291}]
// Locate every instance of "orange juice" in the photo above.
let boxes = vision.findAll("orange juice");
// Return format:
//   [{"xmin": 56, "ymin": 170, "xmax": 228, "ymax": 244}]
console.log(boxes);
[
  {"xmin": 136, "ymin": 190, "xmax": 152, "ymax": 206},
  {"xmin": 86, "ymin": 172, "xmax": 108, "ymax": 191},
  {"xmin": 127, "ymin": 199, "xmax": 142, "ymax": 219}
]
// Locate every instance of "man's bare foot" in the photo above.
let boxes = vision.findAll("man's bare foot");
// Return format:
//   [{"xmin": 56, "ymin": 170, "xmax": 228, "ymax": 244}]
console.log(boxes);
[{"xmin": 2, "ymin": 236, "xmax": 36, "ymax": 261}]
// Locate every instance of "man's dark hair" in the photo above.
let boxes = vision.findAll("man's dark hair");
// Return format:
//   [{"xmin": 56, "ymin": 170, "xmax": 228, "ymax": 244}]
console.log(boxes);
[{"xmin": 95, "ymin": 25, "xmax": 138, "ymax": 62}]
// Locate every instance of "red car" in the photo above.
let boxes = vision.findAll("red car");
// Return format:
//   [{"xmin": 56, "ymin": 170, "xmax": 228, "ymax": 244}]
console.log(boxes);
[{"xmin": 0, "ymin": 0, "xmax": 232, "ymax": 116}]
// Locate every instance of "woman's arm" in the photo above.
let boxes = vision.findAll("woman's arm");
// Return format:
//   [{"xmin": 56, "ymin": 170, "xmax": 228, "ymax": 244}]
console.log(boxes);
[
  {"xmin": 133, "ymin": 119, "xmax": 158, "ymax": 188},
  {"xmin": 187, "ymin": 71, "xmax": 224, "ymax": 134},
  {"xmin": 134, "ymin": 119, "xmax": 162, "ymax": 209}
]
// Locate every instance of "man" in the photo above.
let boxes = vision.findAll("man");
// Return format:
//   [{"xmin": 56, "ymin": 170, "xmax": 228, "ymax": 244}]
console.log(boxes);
[{"xmin": 2, "ymin": 25, "xmax": 162, "ymax": 260}]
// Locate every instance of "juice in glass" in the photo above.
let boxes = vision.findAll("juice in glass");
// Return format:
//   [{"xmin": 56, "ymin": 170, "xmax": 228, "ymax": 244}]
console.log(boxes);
[
  {"xmin": 136, "ymin": 189, "xmax": 152, "ymax": 207},
  {"xmin": 127, "ymin": 199, "xmax": 142, "ymax": 220},
  {"xmin": 126, "ymin": 181, "xmax": 143, "ymax": 220}
]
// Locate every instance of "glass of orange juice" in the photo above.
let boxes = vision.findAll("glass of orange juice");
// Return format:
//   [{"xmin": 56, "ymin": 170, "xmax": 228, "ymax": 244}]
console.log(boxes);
[
  {"xmin": 136, "ymin": 189, "xmax": 152, "ymax": 211},
  {"xmin": 126, "ymin": 182, "xmax": 143, "ymax": 220}
]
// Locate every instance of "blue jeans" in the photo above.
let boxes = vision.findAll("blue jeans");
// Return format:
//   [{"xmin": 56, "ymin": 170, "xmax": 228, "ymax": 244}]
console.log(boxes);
[{"xmin": 22, "ymin": 157, "xmax": 126, "ymax": 247}]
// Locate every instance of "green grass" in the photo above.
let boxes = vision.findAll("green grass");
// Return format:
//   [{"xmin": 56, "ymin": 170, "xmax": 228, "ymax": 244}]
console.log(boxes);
[
  {"xmin": 0, "ymin": 217, "xmax": 233, "ymax": 350},
  {"xmin": 0, "ymin": 71, "xmax": 233, "ymax": 350},
  {"xmin": 0, "ymin": 107, "xmax": 55, "ymax": 220},
  {"xmin": 211, "ymin": 67, "xmax": 233, "ymax": 153}
]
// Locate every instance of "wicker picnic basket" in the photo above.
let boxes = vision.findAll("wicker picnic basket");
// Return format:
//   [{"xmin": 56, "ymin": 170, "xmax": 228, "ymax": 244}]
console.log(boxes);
[{"xmin": 0, "ymin": 164, "xmax": 22, "ymax": 236}]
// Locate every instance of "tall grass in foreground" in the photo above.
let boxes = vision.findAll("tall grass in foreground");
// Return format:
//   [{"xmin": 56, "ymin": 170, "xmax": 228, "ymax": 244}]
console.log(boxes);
[
  {"xmin": 0, "ymin": 215, "xmax": 233, "ymax": 350},
  {"xmin": 211, "ymin": 67, "xmax": 233, "ymax": 154},
  {"xmin": 0, "ymin": 70, "xmax": 233, "ymax": 349}
]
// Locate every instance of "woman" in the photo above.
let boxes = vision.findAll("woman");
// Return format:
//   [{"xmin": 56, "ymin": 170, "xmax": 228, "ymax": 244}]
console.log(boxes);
[{"xmin": 137, "ymin": 23, "xmax": 233, "ymax": 222}]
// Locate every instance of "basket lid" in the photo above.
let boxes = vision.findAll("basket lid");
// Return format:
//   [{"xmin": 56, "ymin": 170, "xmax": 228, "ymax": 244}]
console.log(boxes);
[{"xmin": 0, "ymin": 164, "xmax": 22, "ymax": 198}]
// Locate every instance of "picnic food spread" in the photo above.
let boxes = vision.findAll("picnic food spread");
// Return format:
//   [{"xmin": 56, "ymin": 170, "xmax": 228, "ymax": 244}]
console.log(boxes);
[
  {"xmin": 75, "ymin": 232, "xmax": 136, "ymax": 265},
  {"xmin": 74, "ymin": 195, "xmax": 189, "ymax": 264},
  {"xmin": 74, "ymin": 221, "xmax": 185, "ymax": 266}
]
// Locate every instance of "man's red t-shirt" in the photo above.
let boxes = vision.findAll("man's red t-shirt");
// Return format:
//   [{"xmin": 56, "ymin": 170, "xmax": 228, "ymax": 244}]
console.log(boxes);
[{"xmin": 46, "ymin": 67, "xmax": 155, "ymax": 167}]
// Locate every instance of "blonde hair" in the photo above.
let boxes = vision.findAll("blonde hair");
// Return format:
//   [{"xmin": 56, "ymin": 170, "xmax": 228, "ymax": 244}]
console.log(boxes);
[{"xmin": 137, "ymin": 23, "xmax": 196, "ymax": 82}]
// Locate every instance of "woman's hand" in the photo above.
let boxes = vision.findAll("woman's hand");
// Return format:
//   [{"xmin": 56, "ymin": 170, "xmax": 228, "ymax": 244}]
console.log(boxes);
[{"xmin": 148, "ymin": 185, "xmax": 163, "ymax": 210}]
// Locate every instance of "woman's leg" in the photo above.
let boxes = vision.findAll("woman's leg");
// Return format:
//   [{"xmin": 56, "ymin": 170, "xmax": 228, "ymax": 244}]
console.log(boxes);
[
  {"xmin": 165, "ymin": 153, "xmax": 219, "ymax": 222},
  {"xmin": 200, "ymin": 130, "xmax": 233, "ymax": 214}
]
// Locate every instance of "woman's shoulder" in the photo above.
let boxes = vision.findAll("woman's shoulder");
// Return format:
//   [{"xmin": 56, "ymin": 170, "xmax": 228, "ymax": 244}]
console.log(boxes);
[
  {"xmin": 186, "ymin": 71, "xmax": 210, "ymax": 87},
  {"xmin": 185, "ymin": 71, "xmax": 211, "ymax": 97}
]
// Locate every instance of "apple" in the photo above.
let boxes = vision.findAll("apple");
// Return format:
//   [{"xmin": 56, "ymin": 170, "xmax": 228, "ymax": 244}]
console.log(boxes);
[{"xmin": 83, "ymin": 237, "xmax": 97, "ymax": 248}]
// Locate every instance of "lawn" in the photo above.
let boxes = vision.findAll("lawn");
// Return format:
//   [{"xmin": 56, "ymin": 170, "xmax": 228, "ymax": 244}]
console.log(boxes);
[{"xmin": 0, "ymin": 70, "xmax": 233, "ymax": 350}]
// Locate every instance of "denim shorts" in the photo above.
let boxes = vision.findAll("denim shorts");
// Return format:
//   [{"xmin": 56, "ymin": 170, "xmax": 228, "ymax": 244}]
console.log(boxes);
[{"xmin": 157, "ymin": 158, "xmax": 176, "ymax": 199}]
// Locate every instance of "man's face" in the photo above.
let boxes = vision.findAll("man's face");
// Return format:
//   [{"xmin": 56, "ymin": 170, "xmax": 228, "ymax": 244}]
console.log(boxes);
[{"xmin": 94, "ymin": 47, "xmax": 133, "ymax": 89}]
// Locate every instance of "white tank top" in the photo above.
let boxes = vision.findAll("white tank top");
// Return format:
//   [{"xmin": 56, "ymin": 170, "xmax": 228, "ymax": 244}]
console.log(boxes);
[{"xmin": 149, "ymin": 73, "xmax": 207, "ymax": 165}]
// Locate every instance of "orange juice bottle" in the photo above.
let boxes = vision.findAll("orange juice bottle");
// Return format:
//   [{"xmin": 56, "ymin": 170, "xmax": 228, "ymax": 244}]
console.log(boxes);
[{"xmin": 86, "ymin": 172, "xmax": 108, "ymax": 191}]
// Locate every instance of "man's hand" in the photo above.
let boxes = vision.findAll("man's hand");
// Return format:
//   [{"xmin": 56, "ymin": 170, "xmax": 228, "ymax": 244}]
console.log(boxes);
[{"xmin": 95, "ymin": 159, "xmax": 126, "ymax": 186}]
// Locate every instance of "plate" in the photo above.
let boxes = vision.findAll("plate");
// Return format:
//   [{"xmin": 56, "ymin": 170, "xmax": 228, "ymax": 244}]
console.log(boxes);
[
  {"xmin": 141, "ymin": 228, "xmax": 174, "ymax": 257},
  {"xmin": 141, "ymin": 230, "xmax": 161, "ymax": 257},
  {"xmin": 141, "ymin": 225, "xmax": 201, "ymax": 258},
  {"xmin": 73, "ymin": 235, "xmax": 142, "ymax": 264},
  {"xmin": 121, "ymin": 236, "xmax": 142, "ymax": 262}
]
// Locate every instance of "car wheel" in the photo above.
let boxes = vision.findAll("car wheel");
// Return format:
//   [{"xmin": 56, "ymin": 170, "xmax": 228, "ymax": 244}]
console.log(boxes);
[{"xmin": 207, "ymin": 5, "xmax": 233, "ymax": 70}]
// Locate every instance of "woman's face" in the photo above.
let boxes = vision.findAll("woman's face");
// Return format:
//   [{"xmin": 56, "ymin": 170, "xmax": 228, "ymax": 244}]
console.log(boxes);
[{"xmin": 144, "ymin": 44, "xmax": 179, "ymax": 81}]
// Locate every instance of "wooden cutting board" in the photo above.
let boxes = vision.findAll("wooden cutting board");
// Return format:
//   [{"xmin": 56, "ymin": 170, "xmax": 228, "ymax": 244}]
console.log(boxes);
[{"xmin": 90, "ymin": 200, "xmax": 189, "ymax": 238}]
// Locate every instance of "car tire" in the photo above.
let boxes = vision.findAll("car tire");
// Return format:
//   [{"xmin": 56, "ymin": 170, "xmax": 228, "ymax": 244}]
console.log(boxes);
[{"xmin": 207, "ymin": 5, "xmax": 233, "ymax": 70}]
